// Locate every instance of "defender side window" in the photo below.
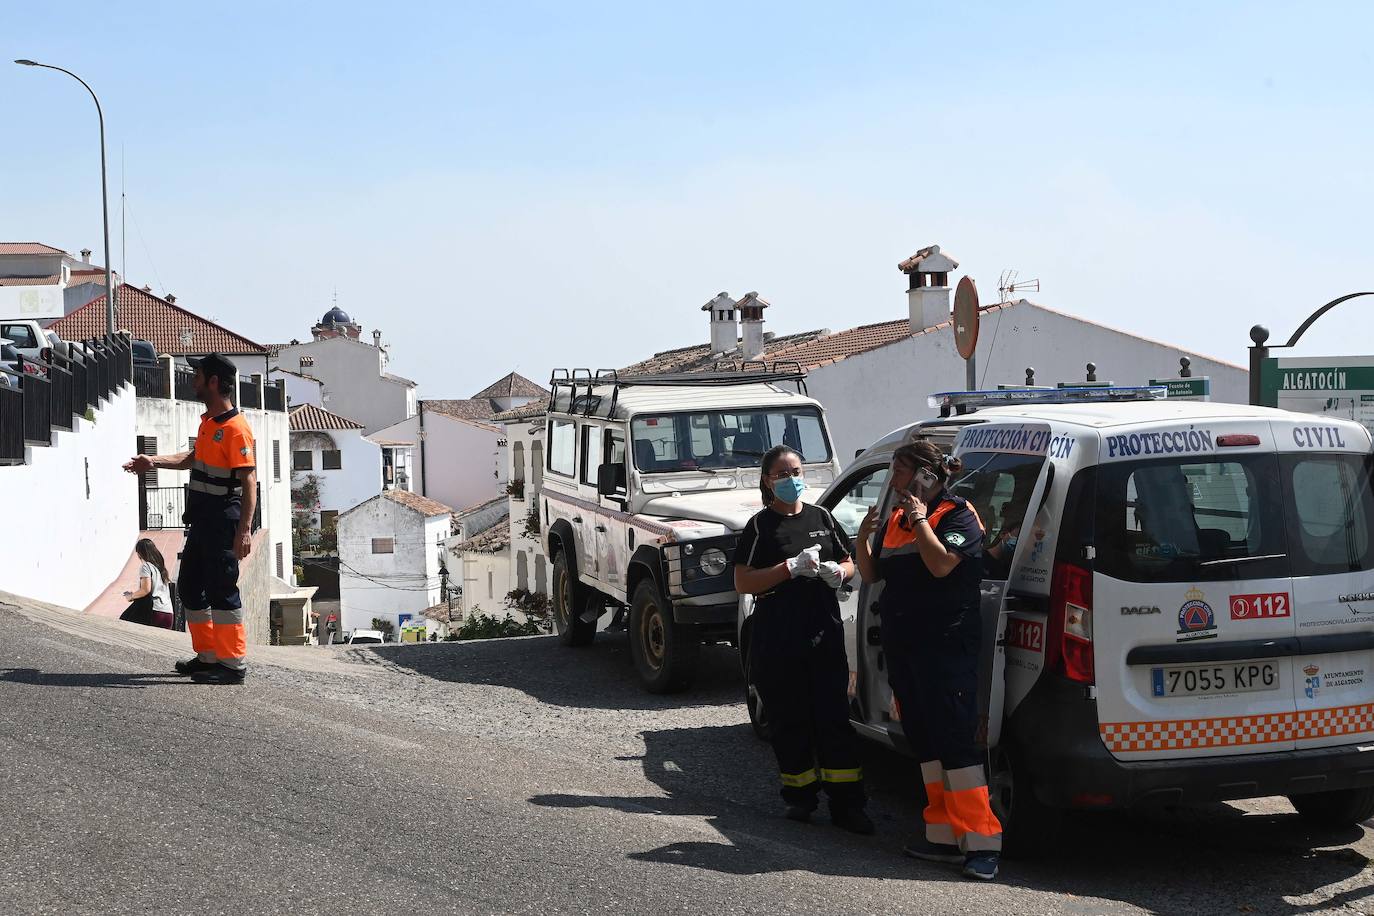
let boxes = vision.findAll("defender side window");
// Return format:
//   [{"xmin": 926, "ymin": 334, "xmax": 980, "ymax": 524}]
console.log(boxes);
[
  {"xmin": 548, "ymin": 419, "xmax": 576, "ymax": 477},
  {"xmin": 579, "ymin": 424, "xmax": 602, "ymax": 486},
  {"xmin": 604, "ymin": 429, "xmax": 627, "ymax": 495}
]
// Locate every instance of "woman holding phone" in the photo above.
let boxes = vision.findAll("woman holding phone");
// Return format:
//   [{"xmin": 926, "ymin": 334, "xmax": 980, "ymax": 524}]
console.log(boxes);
[
  {"xmin": 734, "ymin": 445, "xmax": 872, "ymax": 835},
  {"xmin": 854, "ymin": 441, "xmax": 1002, "ymax": 880}
]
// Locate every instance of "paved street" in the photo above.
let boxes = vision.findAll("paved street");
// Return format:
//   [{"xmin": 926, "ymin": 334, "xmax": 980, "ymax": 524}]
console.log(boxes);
[{"xmin": 2, "ymin": 594, "xmax": 1373, "ymax": 916}]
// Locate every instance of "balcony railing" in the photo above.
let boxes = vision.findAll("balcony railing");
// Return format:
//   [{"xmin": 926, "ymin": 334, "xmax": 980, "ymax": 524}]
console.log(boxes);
[
  {"xmin": 140, "ymin": 482, "xmax": 263, "ymax": 532},
  {"xmin": 137, "ymin": 361, "xmax": 286, "ymax": 413},
  {"xmin": 0, "ymin": 335, "xmax": 130, "ymax": 467}
]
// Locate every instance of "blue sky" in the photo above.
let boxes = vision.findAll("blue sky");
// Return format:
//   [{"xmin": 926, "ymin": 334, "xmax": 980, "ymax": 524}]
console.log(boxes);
[{"xmin": 6, "ymin": 2, "xmax": 1373, "ymax": 395}]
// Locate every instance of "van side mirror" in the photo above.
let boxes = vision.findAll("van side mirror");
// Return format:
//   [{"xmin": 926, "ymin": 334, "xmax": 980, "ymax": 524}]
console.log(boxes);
[{"xmin": 596, "ymin": 462, "xmax": 624, "ymax": 497}]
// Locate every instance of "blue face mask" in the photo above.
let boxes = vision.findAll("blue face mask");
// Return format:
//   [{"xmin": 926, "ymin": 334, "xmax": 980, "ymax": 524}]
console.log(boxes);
[{"xmin": 772, "ymin": 475, "xmax": 806, "ymax": 504}]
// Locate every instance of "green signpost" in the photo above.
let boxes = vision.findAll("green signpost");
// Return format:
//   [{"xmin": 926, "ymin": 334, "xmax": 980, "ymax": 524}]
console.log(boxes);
[
  {"xmin": 1149, "ymin": 377, "xmax": 1211, "ymax": 401},
  {"xmin": 1259, "ymin": 356, "xmax": 1374, "ymax": 437}
]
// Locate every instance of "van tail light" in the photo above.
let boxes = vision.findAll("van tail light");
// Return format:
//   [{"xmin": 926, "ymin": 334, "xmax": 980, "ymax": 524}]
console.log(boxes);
[{"xmin": 1048, "ymin": 562, "xmax": 1094, "ymax": 684}]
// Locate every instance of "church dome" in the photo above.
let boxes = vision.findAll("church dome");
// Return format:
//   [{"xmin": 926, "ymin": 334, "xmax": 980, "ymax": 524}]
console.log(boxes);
[{"xmin": 322, "ymin": 306, "xmax": 352, "ymax": 326}]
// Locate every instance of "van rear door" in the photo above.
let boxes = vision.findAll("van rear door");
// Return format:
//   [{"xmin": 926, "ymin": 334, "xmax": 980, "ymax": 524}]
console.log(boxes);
[
  {"xmin": 1271, "ymin": 418, "xmax": 1374, "ymax": 751},
  {"xmin": 1091, "ymin": 422, "xmax": 1298, "ymax": 760}
]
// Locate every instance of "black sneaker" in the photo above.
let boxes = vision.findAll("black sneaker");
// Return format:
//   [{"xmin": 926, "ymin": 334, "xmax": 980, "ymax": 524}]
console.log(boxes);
[
  {"xmin": 962, "ymin": 852, "xmax": 1000, "ymax": 881},
  {"xmin": 190, "ymin": 664, "xmax": 246, "ymax": 685},
  {"xmin": 830, "ymin": 807, "xmax": 875, "ymax": 835},
  {"xmin": 174, "ymin": 656, "xmax": 216, "ymax": 676},
  {"xmin": 903, "ymin": 835, "xmax": 964, "ymax": 864},
  {"xmin": 784, "ymin": 804, "xmax": 815, "ymax": 824}
]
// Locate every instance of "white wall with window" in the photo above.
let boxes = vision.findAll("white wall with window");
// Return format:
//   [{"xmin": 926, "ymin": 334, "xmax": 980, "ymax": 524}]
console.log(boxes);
[
  {"xmin": 289, "ymin": 426, "xmax": 382, "ymax": 517},
  {"xmin": 498, "ymin": 407, "xmax": 548, "ymax": 600},
  {"xmin": 337, "ymin": 492, "xmax": 450, "ymax": 636}
]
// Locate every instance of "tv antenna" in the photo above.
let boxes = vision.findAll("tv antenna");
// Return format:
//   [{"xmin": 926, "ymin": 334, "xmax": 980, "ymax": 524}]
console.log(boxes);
[{"xmin": 998, "ymin": 269, "xmax": 1040, "ymax": 303}]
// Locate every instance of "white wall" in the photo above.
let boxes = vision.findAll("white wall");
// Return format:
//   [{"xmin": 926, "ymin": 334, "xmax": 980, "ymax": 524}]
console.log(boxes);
[
  {"xmin": 458, "ymin": 548, "xmax": 512, "ymax": 621},
  {"xmin": 270, "ymin": 336, "xmax": 413, "ymax": 435},
  {"xmin": 337, "ymin": 497, "xmax": 447, "ymax": 634},
  {"xmin": 806, "ymin": 300, "xmax": 1249, "ymax": 461},
  {"xmin": 269, "ymin": 369, "xmax": 323, "ymax": 408},
  {"xmin": 505, "ymin": 416, "xmax": 547, "ymax": 597},
  {"xmin": 410, "ymin": 412, "xmax": 506, "ymax": 514},
  {"xmin": 0, "ymin": 385, "xmax": 138, "ymax": 608},
  {"xmin": 0, "ymin": 284, "xmax": 65, "ymax": 320},
  {"xmin": 136, "ymin": 394, "xmax": 294, "ymax": 582},
  {"xmin": 290, "ymin": 428, "xmax": 382, "ymax": 516}
]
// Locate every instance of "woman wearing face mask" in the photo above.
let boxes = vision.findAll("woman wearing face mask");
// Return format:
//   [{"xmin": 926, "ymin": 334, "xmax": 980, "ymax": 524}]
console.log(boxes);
[
  {"xmin": 854, "ymin": 440, "xmax": 1002, "ymax": 881},
  {"xmin": 733, "ymin": 445, "xmax": 872, "ymax": 835}
]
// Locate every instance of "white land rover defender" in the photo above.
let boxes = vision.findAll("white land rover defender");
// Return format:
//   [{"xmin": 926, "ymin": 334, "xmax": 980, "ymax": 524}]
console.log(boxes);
[{"xmin": 541, "ymin": 366, "xmax": 842, "ymax": 692}]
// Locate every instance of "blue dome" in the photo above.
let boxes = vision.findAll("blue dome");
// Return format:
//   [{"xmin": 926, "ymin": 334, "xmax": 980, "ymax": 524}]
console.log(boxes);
[{"xmin": 322, "ymin": 306, "xmax": 352, "ymax": 325}]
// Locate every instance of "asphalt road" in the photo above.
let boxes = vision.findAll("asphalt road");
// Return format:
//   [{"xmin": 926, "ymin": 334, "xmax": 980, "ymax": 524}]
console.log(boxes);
[{"xmin": 1, "ymin": 596, "xmax": 1373, "ymax": 916}]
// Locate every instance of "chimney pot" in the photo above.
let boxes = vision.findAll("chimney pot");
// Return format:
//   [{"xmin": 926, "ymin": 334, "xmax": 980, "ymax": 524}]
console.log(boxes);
[
  {"xmin": 165, "ymin": 293, "xmax": 176, "ymax": 304},
  {"xmin": 80, "ymin": 248, "xmax": 91, "ymax": 261}
]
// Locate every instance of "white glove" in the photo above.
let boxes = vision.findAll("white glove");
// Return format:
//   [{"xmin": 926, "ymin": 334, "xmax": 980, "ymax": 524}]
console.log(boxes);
[
  {"xmin": 818, "ymin": 561, "xmax": 846, "ymax": 590},
  {"xmin": 785, "ymin": 544, "xmax": 822, "ymax": 578}
]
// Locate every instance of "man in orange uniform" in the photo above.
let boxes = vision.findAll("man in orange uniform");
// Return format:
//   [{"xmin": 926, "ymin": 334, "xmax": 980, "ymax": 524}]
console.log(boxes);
[{"xmin": 124, "ymin": 354, "xmax": 257, "ymax": 685}]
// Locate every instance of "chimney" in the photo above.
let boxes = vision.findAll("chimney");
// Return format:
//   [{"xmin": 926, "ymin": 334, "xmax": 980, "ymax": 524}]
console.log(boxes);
[
  {"xmin": 80, "ymin": 248, "xmax": 91, "ymax": 262},
  {"xmin": 165, "ymin": 293, "xmax": 176, "ymax": 304},
  {"xmin": 737, "ymin": 291, "xmax": 770, "ymax": 361},
  {"xmin": 701, "ymin": 292, "xmax": 738, "ymax": 355},
  {"xmin": 898, "ymin": 244, "xmax": 959, "ymax": 333},
  {"xmin": 373, "ymin": 329, "xmax": 382, "ymax": 348}
]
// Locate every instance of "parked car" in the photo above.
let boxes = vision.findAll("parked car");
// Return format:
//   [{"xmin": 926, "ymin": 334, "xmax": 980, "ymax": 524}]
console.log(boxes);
[
  {"xmin": 348, "ymin": 629, "xmax": 385, "ymax": 645},
  {"xmin": 0, "ymin": 319, "xmax": 49, "ymax": 361},
  {"xmin": 131, "ymin": 339, "xmax": 159, "ymax": 369},
  {"xmin": 740, "ymin": 385, "xmax": 1374, "ymax": 853},
  {"xmin": 541, "ymin": 365, "xmax": 843, "ymax": 693}
]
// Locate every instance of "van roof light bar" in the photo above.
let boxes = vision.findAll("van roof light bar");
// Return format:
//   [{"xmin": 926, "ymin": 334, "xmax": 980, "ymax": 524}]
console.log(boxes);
[{"xmin": 928, "ymin": 385, "xmax": 1168, "ymax": 413}]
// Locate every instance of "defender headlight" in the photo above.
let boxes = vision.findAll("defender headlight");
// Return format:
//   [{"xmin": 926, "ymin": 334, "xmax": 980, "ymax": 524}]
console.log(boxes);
[{"xmin": 698, "ymin": 547, "xmax": 728, "ymax": 577}]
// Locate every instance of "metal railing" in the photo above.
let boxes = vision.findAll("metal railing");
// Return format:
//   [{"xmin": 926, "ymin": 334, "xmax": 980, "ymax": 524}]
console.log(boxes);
[
  {"xmin": 263, "ymin": 380, "xmax": 284, "ymax": 412},
  {"xmin": 140, "ymin": 481, "xmax": 262, "ymax": 531},
  {"xmin": 0, "ymin": 333, "xmax": 132, "ymax": 468},
  {"xmin": 133, "ymin": 364, "xmax": 169, "ymax": 398},
  {"xmin": 173, "ymin": 365, "xmax": 197, "ymax": 401},
  {"xmin": 239, "ymin": 376, "xmax": 262, "ymax": 410}
]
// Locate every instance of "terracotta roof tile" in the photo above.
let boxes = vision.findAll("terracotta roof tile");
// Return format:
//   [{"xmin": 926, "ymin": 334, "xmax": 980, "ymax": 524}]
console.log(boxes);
[
  {"xmin": 491, "ymin": 400, "xmax": 549, "ymax": 422},
  {"xmin": 453, "ymin": 520, "xmax": 511, "ymax": 554},
  {"xmin": 0, "ymin": 242, "xmax": 67, "ymax": 256},
  {"xmin": 454, "ymin": 494, "xmax": 507, "ymax": 519},
  {"xmin": 48, "ymin": 285, "xmax": 268, "ymax": 355},
  {"xmin": 423, "ymin": 398, "xmax": 497, "ymax": 422},
  {"xmin": 288, "ymin": 402, "xmax": 365, "ymax": 431},
  {"xmin": 471, "ymin": 372, "xmax": 549, "ymax": 400},
  {"xmin": 383, "ymin": 489, "xmax": 454, "ymax": 518},
  {"xmin": 0, "ymin": 275, "xmax": 60, "ymax": 287}
]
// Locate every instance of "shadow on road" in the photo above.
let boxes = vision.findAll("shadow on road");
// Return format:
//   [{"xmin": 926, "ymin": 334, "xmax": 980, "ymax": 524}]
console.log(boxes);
[
  {"xmin": 366, "ymin": 632, "xmax": 744, "ymax": 712},
  {"xmin": 533, "ymin": 722, "xmax": 1374, "ymax": 913},
  {"xmin": 0, "ymin": 668, "xmax": 190, "ymax": 690}
]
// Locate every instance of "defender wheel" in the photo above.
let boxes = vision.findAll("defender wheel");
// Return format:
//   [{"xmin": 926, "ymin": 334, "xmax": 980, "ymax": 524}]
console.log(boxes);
[
  {"xmin": 1289, "ymin": 788, "xmax": 1374, "ymax": 829},
  {"xmin": 551, "ymin": 552, "xmax": 595, "ymax": 647},
  {"xmin": 989, "ymin": 741, "xmax": 1062, "ymax": 858},
  {"xmin": 629, "ymin": 580, "xmax": 700, "ymax": 693}
]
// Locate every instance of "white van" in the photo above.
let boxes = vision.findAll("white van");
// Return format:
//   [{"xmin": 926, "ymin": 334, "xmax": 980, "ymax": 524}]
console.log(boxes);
[{"xmin": 740, "ymin": 387, "xmax": 1374, "ymax": 849}]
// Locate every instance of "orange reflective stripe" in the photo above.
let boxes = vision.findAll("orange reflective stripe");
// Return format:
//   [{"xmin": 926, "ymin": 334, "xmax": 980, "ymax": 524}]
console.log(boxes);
[
  {"xmin": 187, "ymin": 620, "xmax": 216, "ymax": 654},
  {"xmin": 883, "ymin": 508, "xmax": 917, "ymax": 548},
  {"xmin": 945, "ymin": 785, "xmax": 1003, "ymax": 841},
  {"xmin": 211, "ymin": 623, "xmax": 246, "ymax": 666},
  {"xmin": 923, "ymin": 780, "xmax": 952, "ymax": 828}
]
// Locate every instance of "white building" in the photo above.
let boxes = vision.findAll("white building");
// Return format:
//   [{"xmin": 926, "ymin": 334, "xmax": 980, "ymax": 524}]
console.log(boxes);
[
  {"xmin": 269, "ymin": 366, "xmax": 324, "ymax": 409},
  {"xmin": 618, "ymin": 244, "xmax": 1250, "ymax": 460},
  {"xmin": 337, "ymin": 489, "xmax": 454, "ymax": 637},
  {"xmin": 491, "ymin": 400, "xmax": 549, "ymax": 600},
  {"xmin": 288, "ymin": 402, "xmax": 383, "ymax": 527},
  {"xmin": 0, "ymin": 241, "xmax": 116, "ymax": 321},
  {"xmin": 269, "ymin": 307, "xmax": 417, "ymax": 435},
  {"xmin": 370, "ymin": 375, "xmax": 547, "ymax": 517},
  {"xmin": 442, "ymin": 495, "xmax": 512, "ymax": 626}
]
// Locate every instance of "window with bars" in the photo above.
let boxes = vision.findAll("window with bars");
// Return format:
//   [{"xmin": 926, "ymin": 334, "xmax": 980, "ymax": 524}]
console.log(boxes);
[
  {"xmin": 322, "ymin": 450, "xmax": 342, "ymax": 470},
  {"xmin": 275, "ymin": 542, "xmax": 284, "ymax": 580},
  {"xmin": 272, "ymin": 441, "xmax": 281, "ymax": 481}
]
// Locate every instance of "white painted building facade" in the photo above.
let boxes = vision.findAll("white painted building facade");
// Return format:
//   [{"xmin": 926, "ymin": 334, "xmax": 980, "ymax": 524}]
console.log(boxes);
[
  {"xmin": 337, "ymin": 490, "xmax": 453, "ymax": 636},
  {"xmin": 288, "ymin": 403, "xmax": 383, "ymax": 521},
  {"xmin": 0, "ymin": 384, "xmax": 138, "ymax": 609},
  {"xmin": 494, "ymin": 403, "xmax": 549, "ymax": 599},
  {"xmin": 268, "ymin": 367, "xmax": 324, "ymax": 409},
  {"xmin": 371, "ymin": 406, "xmax": 507, "ymax": 517},
  {"xmin": 270, "ymin": 329, "xmax": 416, "ymax": 436}
]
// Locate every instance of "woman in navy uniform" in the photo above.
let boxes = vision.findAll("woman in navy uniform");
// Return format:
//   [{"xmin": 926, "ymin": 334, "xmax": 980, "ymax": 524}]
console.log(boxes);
[
  {"xmin": 734, "ymin": 445, "xmax": 872, "ymax": 834},
  {"xmin": 854, "ymin": 440, "xmax": 1002, "ymax": 880}
]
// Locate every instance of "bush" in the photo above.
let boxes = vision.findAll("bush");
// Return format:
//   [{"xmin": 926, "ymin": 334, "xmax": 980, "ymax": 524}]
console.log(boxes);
[
  {"xmin": 370, "ymin": 617, "xmax": 396, "ymax": 639},
  {"xmin": 454, "ymin": 612, "xmax": 541, "ymax": 640}
]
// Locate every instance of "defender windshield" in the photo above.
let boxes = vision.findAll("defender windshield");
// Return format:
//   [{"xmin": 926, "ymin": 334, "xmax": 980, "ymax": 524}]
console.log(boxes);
[{"xmin": 630, "ymin": 407, "xmax": 831, "ymax": 472}]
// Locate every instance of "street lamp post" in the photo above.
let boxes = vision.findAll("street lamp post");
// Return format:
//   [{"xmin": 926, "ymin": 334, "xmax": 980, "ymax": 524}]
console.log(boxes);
[{"xmin": 15, "ymin": 59, "xmax": 116, "ymax": 336}]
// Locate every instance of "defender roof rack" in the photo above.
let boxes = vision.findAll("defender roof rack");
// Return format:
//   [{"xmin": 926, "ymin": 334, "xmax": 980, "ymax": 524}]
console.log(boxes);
[
  {"xmin": 928, "ymin": 385, "xmax": 1168, "ymax": 417},
  {"xmin": 548, "ymin": 362, "xmax": 809, "ymax": 418}
]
